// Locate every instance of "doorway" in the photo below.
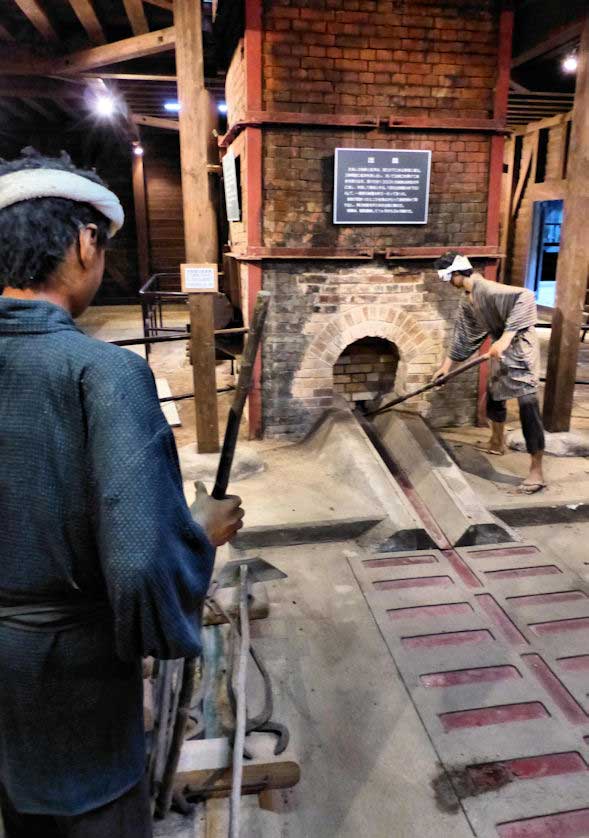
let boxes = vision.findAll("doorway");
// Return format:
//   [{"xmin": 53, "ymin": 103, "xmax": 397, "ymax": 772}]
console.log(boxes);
[{"xmin": 526, "ymin": 199, "xmax": 563, "ymax": 308}]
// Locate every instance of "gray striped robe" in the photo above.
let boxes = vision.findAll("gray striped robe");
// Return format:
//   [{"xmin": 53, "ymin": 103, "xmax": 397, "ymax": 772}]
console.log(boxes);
[{"xmin": 448, "ymin": 276, "xmax": 540, "ymax": 401}]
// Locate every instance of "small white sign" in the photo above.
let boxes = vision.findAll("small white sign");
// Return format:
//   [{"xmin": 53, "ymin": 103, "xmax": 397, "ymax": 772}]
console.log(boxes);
[{"xmin": 181, "ymin": 263, "xmax": 219, "ymax": 293}]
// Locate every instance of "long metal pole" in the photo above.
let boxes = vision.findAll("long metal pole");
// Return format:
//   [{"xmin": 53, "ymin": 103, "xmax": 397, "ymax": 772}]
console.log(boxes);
[
  {"xmin": 366, "ymin": 353, "xmax": 490, "ymax": 418},
  {"xmin": 229, "ymin": 564, "xmax": 250, "ymax": 838}
]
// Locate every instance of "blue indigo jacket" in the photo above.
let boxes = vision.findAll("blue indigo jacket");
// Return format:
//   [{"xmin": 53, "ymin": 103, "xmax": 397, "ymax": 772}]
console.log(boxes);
[{"xmin": 0, "ymin": 297, "xmax": 214, "ymax": 815}]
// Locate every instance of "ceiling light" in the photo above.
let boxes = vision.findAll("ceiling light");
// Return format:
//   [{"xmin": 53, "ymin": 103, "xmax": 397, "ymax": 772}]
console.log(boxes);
[
  {"xmin": 94, "ymin": 95, "xmax": 116, "ymax": 117},
  {"xmin": 217, "ymin": 102, "xmax": 228, "ymax": 114},
  {"xmin": 562, "ymin": 54, "xmax": 578, "ymax": 73},
  {"xmin": 164, "ymin": 101, "xmax": 181, "ymax": 112}
]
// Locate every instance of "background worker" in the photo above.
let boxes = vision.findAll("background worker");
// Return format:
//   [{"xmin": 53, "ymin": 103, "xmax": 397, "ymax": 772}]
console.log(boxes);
[
  {"xmin": 0, "ymin": 148, "xmax": 243, "ymax": 838},
  {"xmin": 432, "ymin": 251, "xmax": 546, "ymax": 494}
]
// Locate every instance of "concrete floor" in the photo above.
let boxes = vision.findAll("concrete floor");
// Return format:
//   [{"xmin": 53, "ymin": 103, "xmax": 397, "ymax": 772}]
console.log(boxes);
[{"xmin": 4, "ymin": 305, "xmax": 584, "ymax": 838}]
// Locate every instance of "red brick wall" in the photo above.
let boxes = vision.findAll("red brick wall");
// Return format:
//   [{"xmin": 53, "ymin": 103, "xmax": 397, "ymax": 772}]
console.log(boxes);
[
  {"xmin": 333, "ymin": 337, "xmax": 399, "ymax": 404},
  {"xmin": 226, "ymin": 37, "xmax": 247, "ymax": 125},
  {"xmin": 263, "ymin": 0, "xmax": 498, "ymax": 118},
  {"xmin": 263, "ymin": 128, "xmax": 490, "ymax": 248},
  {"xmin": 220, "ymin": 0, "xmax": 504, "ymax": 437}
]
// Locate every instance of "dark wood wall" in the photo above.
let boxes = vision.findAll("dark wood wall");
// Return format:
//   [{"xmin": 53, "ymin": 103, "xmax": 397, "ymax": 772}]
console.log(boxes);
[
  {"xmin": 0, "ymin": 118, "xmax": 139, "ymax": 303},
  {"xmin": 142, "ymin": 129, "xmax": 185, "ymax": 285}
]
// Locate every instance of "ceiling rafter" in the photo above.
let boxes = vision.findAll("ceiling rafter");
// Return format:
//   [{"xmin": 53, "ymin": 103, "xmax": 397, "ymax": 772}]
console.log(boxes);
[
  {"xmin": 132, "ymin": 112, "xmax": 178, "ymax": 130},
  {"xmin": 53, "ymin": 25, "xmax": 175, "ymax": 73},
  {"xmin": 511, "ymin": 19, "xmax": 583, "ymax": 67},
  {"xmin": 82, "ymin": 72, "xmax": 177, "ymax": 81},
  {"xmin": 122, "ymin": 0, "xmax": 149, "ymax": 35},
  {"xmin": 0, "ymin": 26, "xmax": 176, "ymax": 76},
  {"xmin": 12, "ymin": 0, "xmax": 58, "ymax": 41},
  {"xmin": 67, "ymin": 0, "xmax": 107, "ymax": 45}
]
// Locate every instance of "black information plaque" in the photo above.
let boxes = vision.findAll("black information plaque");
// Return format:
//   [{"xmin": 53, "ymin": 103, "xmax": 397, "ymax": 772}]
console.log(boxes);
[{"xmin": 333, "ymin": 148, "xmax": 431, "ymax": 225}]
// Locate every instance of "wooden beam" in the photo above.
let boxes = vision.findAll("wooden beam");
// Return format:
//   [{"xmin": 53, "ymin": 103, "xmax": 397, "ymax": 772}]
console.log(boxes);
[
  {"xmin": 132, "ymin": 146, "xmax": 150, "ymax": 285},
  {"xmin": 175, "ymin": 737, "xmax": 300, "ymax": 799},
  {"xmin": 556, "ymin": 118, "xmax": 570, "ymax": 180},
  {"xmin": 499, "ymin": 135, "xmax": 518, "ymax": 283},
  {"xmin": 58, "ymin": 26, "xmax": 174, "ymax": 74},
  {"xmin": 132, "ymin": 112, "xmax": 178, "ymax": 130},
  {"xmin": 83, "ymin": 72, "xmax": 177, "ymax": 81},
  {"xmin": 13, "ymin": 0, "xmax": 58, "ymax": 41},
  {"xmin": 510, "ymin": 142, "xmax": 533, "ymax": 219},
  {"xmin": 0, "ymin": 27, "xmax": 176, "ymax": 76},
  {"xmin": 243, "ymin": 0, "xmax": 264, "ymax": 439},
  {"xmin": 68, "ymin": 0, "xmax": 106, "ymax": 45},
  {"xmin": 509, "ymin": 79, "xmax": 530, "ymax": 93},
  {"xmin": 175, "ymin": 0, "xmax": 219, "ymax": 453},
  {"xmin": 122, "ymin": 0, "xmax": 149, "ymax": 35},
  {"xmin": 512, "ymin": 20, "xmax": 584, "ymax": 68},
  {"xmin": 543, "ymin": 15, "xmax": 589, "ymax": 432}
]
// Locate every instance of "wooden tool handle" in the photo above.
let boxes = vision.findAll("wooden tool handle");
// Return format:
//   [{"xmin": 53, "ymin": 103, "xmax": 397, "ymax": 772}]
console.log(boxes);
[{"xmin": 212, "ymin": 291, "xmax": 271, "ymax": 500}]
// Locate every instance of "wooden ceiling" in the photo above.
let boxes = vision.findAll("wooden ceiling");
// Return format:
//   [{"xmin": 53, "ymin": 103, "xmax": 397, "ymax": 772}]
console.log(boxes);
[
  {"xmin": 0, "ymin": 0, "xmax": 584, "ymax": 145},
  {"xmin": 0, "ymin": 0, "xmax": 225, "ymax": 143}
]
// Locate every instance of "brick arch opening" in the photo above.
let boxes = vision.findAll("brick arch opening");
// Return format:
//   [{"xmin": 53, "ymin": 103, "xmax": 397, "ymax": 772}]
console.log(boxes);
[
  {"xmin": 292, "ymin": 305, "xmax": 439, "ymax": 420},
  {"xmin": 334, "ymin": 337, "xmax": 399, "ymax": 409}
]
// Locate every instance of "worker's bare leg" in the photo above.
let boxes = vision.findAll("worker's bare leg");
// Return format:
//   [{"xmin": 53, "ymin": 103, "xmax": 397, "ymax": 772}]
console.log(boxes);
[
  {"xmin": 489, "ymin": 420, "xmax": 505, "ymax": 455},
  {"xmin": 485, "ymin": 391, "xmax": 507, "ymax": 455},
  {"xmin": 526, "ymin": 450, "xmax": 545, "ymax": 487},
  {"xmin": 518, "ymin": 394, "xmax": 546, "ymax": 493}
]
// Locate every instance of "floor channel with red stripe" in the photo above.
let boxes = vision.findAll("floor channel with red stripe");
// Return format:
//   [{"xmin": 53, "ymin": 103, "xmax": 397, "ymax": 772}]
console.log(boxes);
[{"xmin": 349, "ymin": 540, "xmax": 589, "ymax": 838}]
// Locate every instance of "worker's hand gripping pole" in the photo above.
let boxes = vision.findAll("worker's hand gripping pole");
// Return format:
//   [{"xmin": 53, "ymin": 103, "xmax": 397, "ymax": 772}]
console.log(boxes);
[
  {"xmin": 366, "ymin": 352, "xmax": 490, "ymax": 418},
  {"xmin": 212, "ymin": 290, "xmax": 271, "ymax": 500}
]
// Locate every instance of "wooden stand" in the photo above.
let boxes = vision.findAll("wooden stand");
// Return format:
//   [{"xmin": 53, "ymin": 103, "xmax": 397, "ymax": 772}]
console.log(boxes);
[{"xmin": 175, "ymin": 735, "xmax": 300, "ymax": 800}]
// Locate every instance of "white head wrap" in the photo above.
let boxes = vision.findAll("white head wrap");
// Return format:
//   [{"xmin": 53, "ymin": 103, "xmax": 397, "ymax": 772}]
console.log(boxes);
[
  {"xmin": 0, "ymin": 169, "xmax": 124, "ymax": 237},
  {"xmin": 437, "ymin": 253, "xmax": 472, "ymax": 281}
]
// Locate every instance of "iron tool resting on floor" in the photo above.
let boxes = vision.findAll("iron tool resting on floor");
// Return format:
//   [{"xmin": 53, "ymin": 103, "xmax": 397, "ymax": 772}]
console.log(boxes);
[
  {"xmin": 0, "ymin": 148, "xmax": 244, "ymax": 838},
  {"xmin": 432, "ymin": 252, "xmax": 546, "ymax": 494}
]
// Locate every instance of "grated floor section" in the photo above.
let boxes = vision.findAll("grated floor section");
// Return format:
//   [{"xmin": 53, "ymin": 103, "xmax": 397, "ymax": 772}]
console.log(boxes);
[{"xmin": 349, "ymin": 541, "xmax": 589, "ymax": 838}]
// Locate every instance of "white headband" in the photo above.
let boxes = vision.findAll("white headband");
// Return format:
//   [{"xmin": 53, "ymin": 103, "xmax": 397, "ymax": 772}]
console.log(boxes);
[
  {"xmin": 437, "ymin": 254, "xmax": 473, "ymax": 281},
  {"xmin": 0, "ymin": 169, "xmax": 124, "ymax": 237}
]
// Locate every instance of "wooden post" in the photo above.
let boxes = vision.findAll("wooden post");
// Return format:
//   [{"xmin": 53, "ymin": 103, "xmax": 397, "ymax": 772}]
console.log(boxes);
[
  {"xmin": 174, "ymin": 0, "xmax": 219, "ymax": 452},
  {"xmin": 189, "ymin": 295, "xmax": 219, "ymax": 455},
  {"xmin": 244, "ymin": 0, "xmax": 264, "ymax": 438},
  {"xmin": 543, "ymin": 15, "xmax": 589, "ymax": 432},
  {"xmin": 498, "ymin": 136, "xmax": 517, "ymax": 284},
  {"xmin": 478, "ymin": 0, "xmax": 513, "ymax": 424},
  {"xmin": 131, "ymin": 143, "xmax": 150, "ymax": 286}
]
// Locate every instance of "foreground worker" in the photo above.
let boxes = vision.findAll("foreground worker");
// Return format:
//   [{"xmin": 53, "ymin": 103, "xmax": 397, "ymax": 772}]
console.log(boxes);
[
  {"xmin": 432, "ymin": 252, "xmax": 545, "ymax": 494},
  {"xmin": 0, "ymin": 148, "xmax": 244, "ymax": 837}
]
